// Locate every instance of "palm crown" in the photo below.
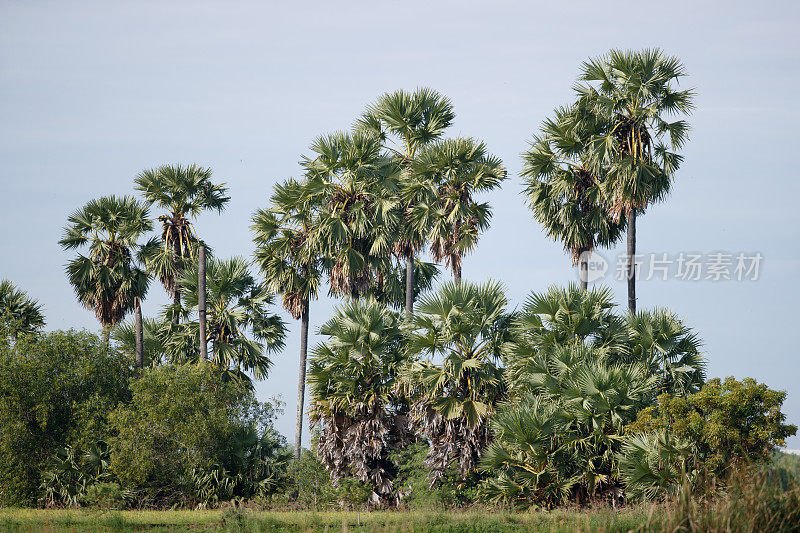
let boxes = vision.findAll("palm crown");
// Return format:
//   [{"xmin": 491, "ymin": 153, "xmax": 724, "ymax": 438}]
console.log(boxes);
[
  {"xmin": 408, "ymin": 138, "xmax": 506, "ymax": 281},
  {"xmin": 303, "ymin": 131, "xmax": 400, "ymax": 299},
  {"xmin": 163, "ymin": 256, "xmax": 287, "ymax": 384},
  {"xmin": 522, "ymin": 104, "xmax": 625, "ymax": 266},
  {"xmin": 136, "ymin": 164, "xmax": 230, "ymax": 305},
  {"xmin": 252, "ymin": 178, "xmax": 322, "ymax": 319},
  {"xmin": 0, "ymin": 279, "xmax": 45, "ymax": 338},
  {"xmin": 358, "ymin": 88, "xmax": 455, "ymax": 258},
  {"xmin": 577, "ymin": 48, "xmax": 694, "ymax": 219},
  {"xmin": 59, "ymin": 195, "xmax": 151, "ymax": 328}
]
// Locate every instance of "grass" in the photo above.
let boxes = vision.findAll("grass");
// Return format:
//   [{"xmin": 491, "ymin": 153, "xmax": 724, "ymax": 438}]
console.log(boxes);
[{"xmin": 0, "ymin": 507, "xmax": 660, "ymax": 532}]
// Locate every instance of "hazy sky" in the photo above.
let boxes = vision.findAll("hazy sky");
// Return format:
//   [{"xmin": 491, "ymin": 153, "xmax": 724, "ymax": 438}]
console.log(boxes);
[{"xmin": 2, "ymin": 1, "xmax": 799, "ymax": 447}]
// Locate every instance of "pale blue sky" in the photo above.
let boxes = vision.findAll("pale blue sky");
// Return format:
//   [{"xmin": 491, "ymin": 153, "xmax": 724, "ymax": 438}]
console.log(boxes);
[{"xmin": 2, "ymin": 1, "xmax": 799, "ymax": 446}]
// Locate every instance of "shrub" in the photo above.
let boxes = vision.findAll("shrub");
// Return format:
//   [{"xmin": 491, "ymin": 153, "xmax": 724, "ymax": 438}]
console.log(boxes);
[
  {"xmin": 628, "ymin": 377, "xmax": 797, "ymax": 480},
  {"xmin": 108, "ymin": 364, "xmax": 286, "ymax": 507},
  {"xmin": 391, "ymin": 442, "xmax": 483, "ymax": 509},
  {"xmin": 0, "ymin": 330, "xmax": 131, "ymax": 506}
]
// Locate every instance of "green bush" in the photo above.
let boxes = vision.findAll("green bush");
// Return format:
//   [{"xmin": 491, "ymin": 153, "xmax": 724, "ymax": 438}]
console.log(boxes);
[
  {"xmin": 108, "ymin": 364, "xmax": 286, "ymax": 507},
  {"xmin": 772, "ymin": 451, "xmax": 800, "ymax": 483},
  {"xmin": 391, "ymin": 442, "xmax": 483, "ymax": 509},
  {"xmin": 0, "ymin": 330, "xmax": 131, "ymax": 506},
  {"xmin": 285, "ymin": 449, "xmax": 338, "ymax": 510},
  {"xmin": 628, "ymin": 377, "xmax": 797, "ymax": 481}
]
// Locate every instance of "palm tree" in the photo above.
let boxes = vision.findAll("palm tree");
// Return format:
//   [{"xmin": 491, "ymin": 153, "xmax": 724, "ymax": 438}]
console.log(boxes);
[
  {"xmin": 578, "ymin": 49, "xmax": 694, "ymax": 313},
  {"xmin": 165, "ymin": 256, "xmax": 287, "ymax": 386},
  {"xmin": 482, "ymin": 353, "xmax": 653, "ymax": 507},
  {"xmin": 357, "ymin": 88, "xmax": 455, "ymax": 315},
  {"xmin": 484, "ymin": 283, "xmax": 706, "ymax": 507},
  {"xmin": 252, "ymin": 177, "xmax": 323, "ymax": 460},
  {"xmin": 302, "ymin": 131, "xmax": 400, "ymax": 299},
  {"xmin": 408, "ymin": 138, "xmax": 506, "ymax": 283},
  {"xmin": 505, "ymin": 284, "xmax": 704, "ymax": 399},
  {"xmin": 503, "ymin": 283, "xmax": 626, "ymax": 392},
  {"xmin": 0, "ymin": 279, "xmax": 45, "ymax": 338},
  {"xmin": 135, "ymin": 164, "xmax": 229, "ymax": 320},
  {"xmin": 625, "ymin": 309, "xmax": 705, "ymax": 397},
  {"xmin": 402, "ymin": 280, "xmax": 512, "ymax": 482},
  {"xmin": 521, "ymin": 104, "xmax": 625, "ymax": 290},
  {"xmin": 59, "ymin": 196, "xmax": 151, "ymax": 353},
  {"xmin": 307, "ymin": 300, "xmax": 412, "ymax": 504}
]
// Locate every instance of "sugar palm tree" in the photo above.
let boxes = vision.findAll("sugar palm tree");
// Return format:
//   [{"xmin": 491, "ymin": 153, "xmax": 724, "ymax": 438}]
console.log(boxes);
[
  {"xmin": 402, "ymin": 280, "xmax": 512, "ymax": 482},
  {"xmin": 135, "ymin": 164, "xmax": 229, "ymax": 320},
  {"xmin": 503, "ymin": 283, "xmax": 627, "ymax": 393},
  {"xmin": 357, "ymin": 88, "xmax": 455, "ymax": 315},
  {"xmin": 408, "ymin": 138, "xmax": 506, "ymax": 283},
  {"xmin": 482, "ymin": 351, "xmax": 653, "ymax": 507},
  {"xmin": 505, "ymin": 284, "xmax": 704, "ymax": 399},
  {"xmin": 0, "ymin": 279, "xmax": 45, "ymax": 338},
  {"xmin": 485, "ymin": 283, "xmax": 706, "ymax": 507},
  {"xmin": 307, "ymin": 300, "xmax": 412, "ymax": 503},
  {"xmin": 578, "ymin": 49, "xmax": 694, "ymax": 313},
  {"xmin": 59, "ymin": 196, "xmax": 151, "ymax": 353},
  {"xmin": 252, "ymin": 177, "xmax": 323, "ymax": 460},
  {"xmin": 302, "ymin": 131, "xmax": 400, "ymax": 299},
  {"xmin": 165, "ymin": 256, "xmax": 287, "ymax": 386},
  {"xmin": 625, "ymin": 309, "xmax": 705, "ymax": 398},
  {"xmin": 521, "ymin": 104, "xmax": 625, "ymax": 290}
]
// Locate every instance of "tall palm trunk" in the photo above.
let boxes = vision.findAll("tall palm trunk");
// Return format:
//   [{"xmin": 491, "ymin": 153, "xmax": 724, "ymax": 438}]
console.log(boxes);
[
  {"xmin": 627, "ymin": 209, "xmax": 636, "ymax": 314},
  {"xmin": 405, "ymin": 251, "xmax": 414, "ymax": 317},
  {"xmin": 172, "ymin": 232, "xmax": 182, "ymax": 324},
  {"xmin": 454, "ymin": 263, "xmax": 462, "ymax": 285},
  {"xmin": 294, "ymin": 302, "xmax": 310, "ymax": 460},
  {"xmin": 579, "ymin": 255, "xmax": 588, "ymax": 292},
  {"xmin": 100, "ymin": 324, "xmax": 111, "ymax": 351},
  {"xmin": 134, "ymin": 298, "xmax": 144, "ymax": 369},
  {"xmin": 198, "ymin": 245, "xmax": 208, "ymax": 361},
  {"xmin": 172, "ymin": 289, "xmax": 181, "ymax": 325}
]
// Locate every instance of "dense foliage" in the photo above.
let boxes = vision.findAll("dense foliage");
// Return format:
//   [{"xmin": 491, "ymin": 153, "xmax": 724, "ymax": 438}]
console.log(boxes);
[
  {"xmin": 0, "ymin": 330, "xmax": 131, "ymax": 506},
  {"xmin": 624, "ymin": 377, "xmax": 797, "ymax": 498},
  {"xmin": 2, "ymin": 49, "xmax": 796, "ymax": 521},
  {"xmin": 109, "ymin": 364, "xmax": 287, "ymax": 508}
]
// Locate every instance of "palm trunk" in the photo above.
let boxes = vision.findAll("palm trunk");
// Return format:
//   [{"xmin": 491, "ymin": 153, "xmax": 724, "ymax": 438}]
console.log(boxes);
[
  {"xmin": 579, "ymin": 256, "xmax": 588, "ymax": 292},
  {"xmin": 172, "ymin": 236, "xmax": 182, "ymax": 325},
  {"xmin": 172, "ymin": 290, "xmax": 180, "ymax": 324},
  {"xmin": 454, "ymin": 263, "xmax": 462, "ymax": 285},
  {"xmin": 627, "ymin": 208, "xmax": 637, "ymax": 315},
  {"xmin": 101, "ymin": 324, "xmax": 111, "ymax": 351},
  {"xmin": 294, "ymin": 302, "xmax": 310, "ymax": 460},
  {"xmin": 198, "ymin": 245, "xmax": 208, "ymax": 362},
  {"xmin": 134, "ymin": 298, "xmax": 144, "ymax": 369},
  {"xmin": 405, "ymin": 251, "xmax": 414, "ymax": 318}
]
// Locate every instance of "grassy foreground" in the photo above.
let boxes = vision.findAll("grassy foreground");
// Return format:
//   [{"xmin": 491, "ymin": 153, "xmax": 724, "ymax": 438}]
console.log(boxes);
[{"xmin": 0, "ymin": 507, "xmax": 661, "ymax": 532}]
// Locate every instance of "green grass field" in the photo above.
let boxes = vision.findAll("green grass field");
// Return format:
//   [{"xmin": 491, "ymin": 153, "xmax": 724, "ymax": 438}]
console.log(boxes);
[{"xmin": 0, "ymin": 507, "xmax": 662, "ymax": 532}]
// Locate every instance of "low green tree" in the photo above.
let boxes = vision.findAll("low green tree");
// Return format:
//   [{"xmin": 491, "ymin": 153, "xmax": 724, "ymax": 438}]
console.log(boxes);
[
  {"xmin": 0, "ymin": 330, "xmax": 131, "ymax": 506},
  {"xmin": 627, "ymin": 377, "xmax": 797, "ymax": 482},
  {"xmin": 109, "ymin": 364, "xmax": 285, "ymax": 507}
]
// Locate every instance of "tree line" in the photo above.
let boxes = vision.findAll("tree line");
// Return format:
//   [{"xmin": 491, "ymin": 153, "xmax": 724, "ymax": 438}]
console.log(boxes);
[{"xmin": 0, "ymin": 48, "xmax": 796, "ymax": 510}]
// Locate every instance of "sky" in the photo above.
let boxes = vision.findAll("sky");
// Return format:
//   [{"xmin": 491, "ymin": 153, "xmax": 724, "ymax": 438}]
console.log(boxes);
[{"xmin": 2, "ymin": 0, "xmax": 799, "ymax": 447}]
